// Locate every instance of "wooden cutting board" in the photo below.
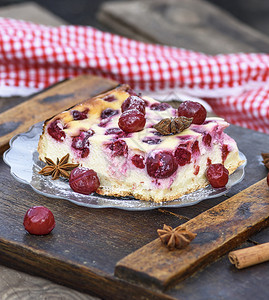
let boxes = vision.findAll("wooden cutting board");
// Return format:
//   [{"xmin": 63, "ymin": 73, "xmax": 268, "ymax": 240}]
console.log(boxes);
[
  {"xmin": 115, "ymin": 178, "xmax": 269, "ymax": 290},
  {"xmin": 1, "ymin": 75, "xmax": 269, "ymax": 299},
  {"xmin": 0, "ymin": 75, "xmax": 118, "ymax": 154}
]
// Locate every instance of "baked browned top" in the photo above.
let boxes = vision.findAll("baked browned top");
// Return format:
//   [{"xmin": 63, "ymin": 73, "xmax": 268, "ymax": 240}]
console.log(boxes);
[{"xmin": 43, "ymin": 84, "xmax": 131, "ymax": 129}]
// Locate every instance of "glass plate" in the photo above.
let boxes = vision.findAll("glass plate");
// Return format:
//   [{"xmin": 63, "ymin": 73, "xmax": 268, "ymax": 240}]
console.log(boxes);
[{"xmin": 3, "ymin": 122, "xmax": 247, "ymax": 211}]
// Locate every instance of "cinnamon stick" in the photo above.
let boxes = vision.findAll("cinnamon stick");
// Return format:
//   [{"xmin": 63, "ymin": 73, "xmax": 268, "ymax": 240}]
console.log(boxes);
[{"xmin": 229, "ymin": 242, "xmax": 269, "ymax": 269}]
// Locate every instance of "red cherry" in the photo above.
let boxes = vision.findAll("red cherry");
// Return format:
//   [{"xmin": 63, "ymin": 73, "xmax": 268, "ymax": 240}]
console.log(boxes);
[
  {"xmin": 101, "ymin": 108, "xmax": 119, "ymax": 119},
  {"xmin": 47, "ymin": 119, "xmax": 66, "ymax": 142},
  {"xmin": 71, "ymin": 130, "xmax": 94, "ymax": 158},
  {"xmin": 121, "ymin": 96, "xmax": 146, "ymax": 114},
  {"xmin": 191, "ymin": 141, "xmax": 200, "ymax": 156},
  {"xmin": 103, "ymin": 95, "xmax": 117, "ymax": 102},
  {"xmin": 174, "ymin": 147, "xmax": 191, "ymax": 166},
  {"xmin": 23, "ymin": 206, "xmax": 55, "ymax": 235},
  {"xmin": 267, "ymin": 173, "xmax": 269, "ymax": 187},
  {"xmin": 146, "ymin": 151, "xmax": 178, "ymax": 179},
  {"xmin": 108, "ymin": 140, "xmax": 128, "ymax": 156},
  {"xmin": 72, "ymin": 109, "xmax": 89, "ymax": 120},
  {"xmin": 203, "ymin": 133, "xmax": 212, "ymax": 148},
  {"xmin": 131, "ymin": 154, "xmax": 145, "ymax": 169},
  {"xmin": 105, "ymin": 127, "xmax": 123, "ymax": 135},
  {"xmin": 69, "ymin": 167, "xmax": 100, "ymax": 195},
  {"xmin": 118, "ymin": 109, "xmax": 146, "ymax": 133},
  {"xmin": 221, "ymin": 144, "xmax": 230, "ymax": 163},
  {"xmin": 177, "ymin": 101, "xmax": 207, "ymax": 125},
  {"xmin": 206, "ymin": 164, "xmax": 229, "ymax": 188},
  {"xmin": 150, "ymin": 102, "xmax": 171, "ymax": 111}
]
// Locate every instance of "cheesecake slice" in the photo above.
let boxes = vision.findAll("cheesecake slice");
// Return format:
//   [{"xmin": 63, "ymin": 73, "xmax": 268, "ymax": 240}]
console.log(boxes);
[{"xmin": 38, "ymin": 85, "xmax": 244, "ymax": 203}]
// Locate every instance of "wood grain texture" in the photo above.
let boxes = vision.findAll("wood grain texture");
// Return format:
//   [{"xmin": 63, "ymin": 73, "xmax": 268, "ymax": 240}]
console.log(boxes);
[
  {"xmin": 1, "ymin": 1, "xmax": 269, "ymax": 299},
  {"xmin": 0, "ymin": 75, "xmax": 118, "ymax": 154},
  {"xmin": 0, "ymin": 238, "xmax": 174, "ymax": 300},
  {"xmin": 0, "ymin": 155, "xmax": 181, "ymax": 300},
  {"xmin": 0, "ymin": 264, "xmax": 96, "ymax": 300},
  {"xmin": 98, "ymin": 0, "xmax": 269, "ymax": 54},
  {"xmin": 168, "ymin": 233, "xmax": 269, "ymax": 300},
  {"xmin": 0, "ymin": 75, "xmax": 269, "ymax": 299},
  {"xmin": 115, "ymin": 179, "xmax": 269, "ymax": 290},
  {"xmin": 0, "ymin": 96, "xmax": 26, "ymax": 113}
]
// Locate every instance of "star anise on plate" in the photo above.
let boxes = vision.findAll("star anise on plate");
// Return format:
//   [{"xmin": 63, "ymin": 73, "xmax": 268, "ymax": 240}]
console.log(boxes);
[
  {"xmin": 157, "ymin": 224, "xmax": 197, "ymax": 250},
  {"xmin": 153, "ymin": 116, "xmax": 193, "ymax": 136},
  {"xmin": 39, "ymin": 154, "xmax": 79, "ymax": 180},
  {"xmin": 261, "ymin": 152, "xmax": 269, "ymax": 169}
]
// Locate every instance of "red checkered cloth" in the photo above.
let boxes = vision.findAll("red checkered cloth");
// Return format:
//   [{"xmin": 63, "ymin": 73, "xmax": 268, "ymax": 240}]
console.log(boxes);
[{"xmin": 0, "ymin": 18, "xmax": 268, "ymax": 133}]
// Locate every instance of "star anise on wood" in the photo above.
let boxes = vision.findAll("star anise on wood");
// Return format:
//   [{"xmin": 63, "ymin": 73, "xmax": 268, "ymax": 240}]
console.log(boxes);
[
  {"xmin": 261, "ymin": 153, "xmax": 269, "ymax": 169},
  {"xmin": 39, "ymin": 154, "xmax": 79, "ymax": 180},
  {"xmin": 157, "ymin": 224, "xmax": 197, "ymax": 250},
  {"xmin": 153, "ymin": 116, "xmax": 193, "ymax": 135}
]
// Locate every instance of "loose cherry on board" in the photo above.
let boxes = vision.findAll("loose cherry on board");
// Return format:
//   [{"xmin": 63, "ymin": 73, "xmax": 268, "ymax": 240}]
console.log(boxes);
[
  {"xmin": 177, "ymin": 101, "xmax": 207, "ymax": 125},
  {"xmin": 206, "ymin": 163, "xmax": 229, "ymax": 188},
  {"xmin": 69, "ymin": 167, "xmax": 100, "ymax": 195},
  {"xmin": 23, "ymin": 206, "xmax": 55, "ymax": 235}
]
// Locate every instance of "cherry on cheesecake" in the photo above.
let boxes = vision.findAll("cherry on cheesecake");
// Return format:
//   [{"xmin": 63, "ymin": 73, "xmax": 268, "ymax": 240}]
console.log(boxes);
[
  {"xmin": 206, "ymin": 163, "xmax": 229, "ymax": 188},
  {"xmin": 69, "ymin": 167, "xmax": 100, "ymax": 195},
  {"xmin": 118, "ymin": 109, "xmax": 146, "ymax": 133},
  {"xmin": 178, "ymin": 101, "xmax": 207, "ymax": 125}
]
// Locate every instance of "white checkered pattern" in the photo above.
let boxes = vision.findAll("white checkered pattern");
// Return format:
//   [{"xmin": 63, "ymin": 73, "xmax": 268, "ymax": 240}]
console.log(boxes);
[{"xmin": 0, "ymin": 18, "xmax": 268, "ymax": 133}]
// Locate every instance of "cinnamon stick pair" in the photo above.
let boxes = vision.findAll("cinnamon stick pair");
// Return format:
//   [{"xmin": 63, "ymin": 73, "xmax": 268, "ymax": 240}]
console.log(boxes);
[{"xmin": 229, "ymin": 242, "xmax": 269, "ymax": 269}]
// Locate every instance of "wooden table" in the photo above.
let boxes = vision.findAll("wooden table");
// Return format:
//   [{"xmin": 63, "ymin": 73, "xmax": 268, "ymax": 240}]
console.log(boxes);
[
  {"xmin": 1, "ymin": 74, "xmax": 269, "ymax": 300},
  {"xmin": 0, "ymin": 1, "xmax": 269, "ymax": 299}
]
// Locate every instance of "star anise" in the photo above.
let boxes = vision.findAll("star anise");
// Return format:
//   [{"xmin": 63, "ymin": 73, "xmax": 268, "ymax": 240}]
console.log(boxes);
[
  {"xmin": 39, "ymin": 154, "xmax": 79, "ymax": 180},
  {"xmin": 153, "ymin": 116, "xmax": 193, "ymax": 135},
  {"xmin": 157, "ymin": 224, "xmax": 197, "ymax": 250},
  {"xmin": 261, "ymin": 153, "xmax": 269, "ymax": 169}
]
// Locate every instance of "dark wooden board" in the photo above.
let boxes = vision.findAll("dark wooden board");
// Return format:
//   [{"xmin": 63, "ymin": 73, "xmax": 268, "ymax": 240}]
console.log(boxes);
[
  {"xmin": 98, "ymin": 0, "xmax": 269, "ymax": 54},
  {"xmin": 1, "ymin": 76, "xmax": 269, "ymax": 299},
  {"xmin": 115, "ymin": 179, "xmax": 269, "ymax": 290},
  {"xmin": 0, "ymin": 75, "xmax": 118, "ymax": 154}
]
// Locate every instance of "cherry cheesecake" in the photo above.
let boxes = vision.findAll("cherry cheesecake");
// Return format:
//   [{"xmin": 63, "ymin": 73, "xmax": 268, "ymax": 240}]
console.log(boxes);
[{"xmin": 38, "ymin": 84, "xmax": 244, "ymax": 202}]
